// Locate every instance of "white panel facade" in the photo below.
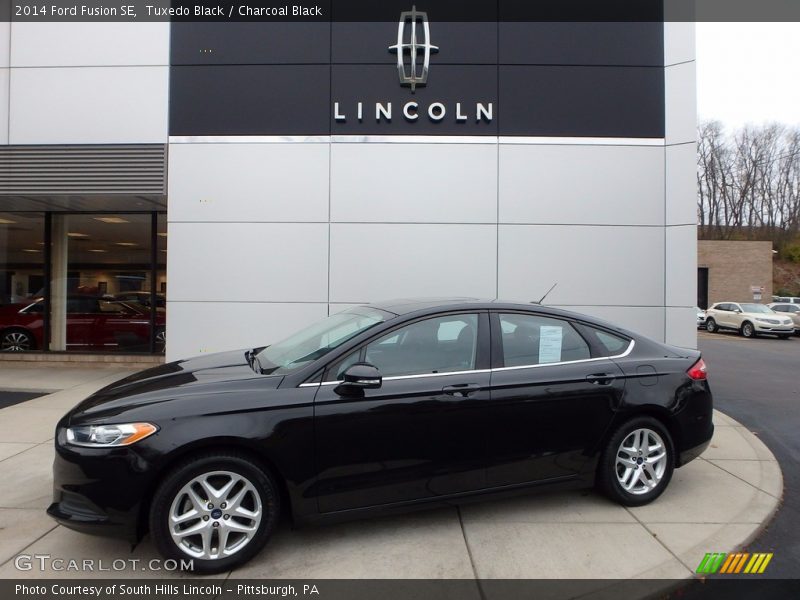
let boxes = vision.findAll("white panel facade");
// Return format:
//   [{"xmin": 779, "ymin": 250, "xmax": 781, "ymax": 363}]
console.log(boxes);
[
  {"xmin": 666, "ymin": 225, "xmax": 697, "ymax": 308},
  {"xmin": 167, "ymin": 301, "xmax": 328, "ymax": 359},
  {"xmin": 10, "ymin": 23, "xmax": 170, "ymax": 67},
  {"xmin": 664, "ymin": 22, "xmax": 695, "ymax": 67},
  {"xmin": 666, "ymin": 142, "xmax": 697, "ymax": 226},
  {"xmin": 167, "ymin": 222, "xmax": 328, "ymax": 303},
  {"xmin": 0, "ymin": 69, "xmax": 8, "ymax": 145},
  {"xmin": 169, "ymin": 143, "xmax": 330, "ymax": 223},
  {"xmin": 9, "ymin": 66, "xmax": 168, "ymax": 144},
  {"xmin": 665, "ymin": 61, "xmax": 697, "ymax": 146},
  {"xmin": 554, "ymin": 305, "xmax": 666, "ymax": 342},
  {"xmin": 330, "ymin": 143, "xmax": 498, "ymax": 223},
  {"xmin": 0, "ymin": 23, "xmax": 9, "ymax": 67},
  {"xmin": 497, "ymin": 225, "xmax": 665, "ymax": 306},
  {"xmin": 665, "ymin": 307, "xmax": 697, "ymax": 349},
  {"xmin": 499, "ymin": 144, "xmax": 665, "ymax": 226},
  {"xmin": 329, "ymin": 224, "xmax": 497, "ymax": 303}
]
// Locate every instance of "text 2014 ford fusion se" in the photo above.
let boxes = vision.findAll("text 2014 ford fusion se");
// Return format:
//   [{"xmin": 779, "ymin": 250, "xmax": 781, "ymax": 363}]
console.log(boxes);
[{"xmin": 47, "ymin": 299, "xmax": 713, "ymax": 573}]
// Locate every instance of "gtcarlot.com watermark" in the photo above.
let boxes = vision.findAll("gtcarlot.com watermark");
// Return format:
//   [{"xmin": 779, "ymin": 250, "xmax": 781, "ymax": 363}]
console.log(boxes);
[{"xmin": 14, "ymin": 554, "xmax": 193, "ymax": 572}]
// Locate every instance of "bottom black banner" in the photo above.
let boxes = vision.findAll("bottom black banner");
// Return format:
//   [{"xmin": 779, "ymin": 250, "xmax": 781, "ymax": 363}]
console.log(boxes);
[{"xmin": 2, "ymin": 579, "xmax": 800, "ymax": 600}]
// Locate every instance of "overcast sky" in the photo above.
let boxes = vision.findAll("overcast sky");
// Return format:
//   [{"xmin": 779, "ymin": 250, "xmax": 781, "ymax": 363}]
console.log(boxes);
[{"xmin": 696, "ymin": 23, "xmax": 800, "ymax": 129}]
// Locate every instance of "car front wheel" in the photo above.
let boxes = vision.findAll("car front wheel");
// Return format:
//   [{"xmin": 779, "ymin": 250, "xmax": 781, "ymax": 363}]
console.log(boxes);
[
  {"xmin": 741, "ymin": 321, "xmax": 756, "ymax": 338},
  {"xmin": 705, "ymin": 318, "xmax": 717, "ymax": 333},
  {"xmin": 149, "ymin": 452, "xmax": 280, "ymax": 574},
  {"xmin": 1, "ymin": 329, "xmax": 35, "ymax": 352},
  {"xmin": 599, "ymin": 417, "xmax": 675, "ymax": 507}
]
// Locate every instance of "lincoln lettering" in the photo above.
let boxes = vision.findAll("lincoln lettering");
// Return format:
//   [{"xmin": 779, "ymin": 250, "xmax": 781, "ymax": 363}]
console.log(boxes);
[{"xmin": 334, "ymin": 101, "xmax": 493, "ymax": 123}]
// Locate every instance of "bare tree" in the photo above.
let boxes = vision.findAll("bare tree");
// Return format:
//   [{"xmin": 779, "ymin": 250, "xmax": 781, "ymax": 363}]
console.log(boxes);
[{"xmin": 697, "ymin": 121, "xmax": 800, "ymax": 250}]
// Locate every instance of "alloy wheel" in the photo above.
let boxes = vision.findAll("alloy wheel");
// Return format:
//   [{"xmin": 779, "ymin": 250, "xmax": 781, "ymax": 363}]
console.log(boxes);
[
  {"xmin": 615, "ymin": 428, "xmax": 668, "ymax": 495},
  {"xmin": 742, "ymin": 322, "xmax": 755, "ymax": 337},
  {"xmin": 705, "ymin": 319, "xmax": 717, "ymax": 333},
  {"xmin": 1, "ymin": 331, "xmax": 32, "ymax": 352},
  {"xmin": 168, "ymin": 470, "xmax": 262, "ymax": 560}
]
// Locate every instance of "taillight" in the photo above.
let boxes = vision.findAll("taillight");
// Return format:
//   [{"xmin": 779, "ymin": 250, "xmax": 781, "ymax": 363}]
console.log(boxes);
[{"xmin": 687, "ymin": 357, "xmax": 707, "ymax": 380}]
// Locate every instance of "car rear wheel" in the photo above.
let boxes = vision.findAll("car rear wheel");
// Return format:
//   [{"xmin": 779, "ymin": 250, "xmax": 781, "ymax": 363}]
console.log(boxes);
[
  {"xmin": 1, "ymin": 329, "xmax": 35, "ymax": 352},
  {"xmin": 149, "ymin": 452, "xmax": 280, "ymax": 574},
  {"xmin": 705, "ymin": 318, "xmax": 718, "ymax": 333},
  {"xmin": 741, "ymin": 321, "xmax": 756, "ymax": 338},
  {"xmin": 599, "ymin": 417, "xmax": 674, "ymax": 507}
]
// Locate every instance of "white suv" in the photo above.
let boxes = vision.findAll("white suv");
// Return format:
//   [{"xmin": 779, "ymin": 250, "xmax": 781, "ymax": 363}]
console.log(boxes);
[{"xmin": 704, "ymin": 302, "xmax": 795, "ymax": 339}]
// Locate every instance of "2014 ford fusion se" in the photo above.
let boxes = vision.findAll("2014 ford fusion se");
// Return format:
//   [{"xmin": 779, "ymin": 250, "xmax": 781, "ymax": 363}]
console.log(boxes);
[{"xmin": 47, "ymin": 299, "xmax": 713, "ymax": 573}]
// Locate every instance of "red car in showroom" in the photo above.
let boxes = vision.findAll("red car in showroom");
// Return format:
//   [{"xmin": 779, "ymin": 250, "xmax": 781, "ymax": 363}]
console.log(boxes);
[{"xmin": 0, "ymin": 296, "xmax": 165, "ymax": 352}]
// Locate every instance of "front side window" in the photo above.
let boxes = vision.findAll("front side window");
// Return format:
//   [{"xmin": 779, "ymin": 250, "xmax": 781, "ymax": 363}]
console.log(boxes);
[
  {"xmin": 336, "ymin": 314, "xmax": 479, "ymax": 379},
  {"xmin": 255, "ymin": 307, "xmax": 387, "ymax": 376},
  {"xmin": 499, "ymin": 313, "xmax": 590, "ymax": 367}
]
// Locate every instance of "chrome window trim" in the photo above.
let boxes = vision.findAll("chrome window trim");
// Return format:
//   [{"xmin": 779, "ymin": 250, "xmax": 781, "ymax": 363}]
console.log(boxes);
[
  {"xmin": 301, "ymin": 340, "xmax": 634, "ymax": 387},
  {"xmin": 491, "ymin": 339, "xmax": 634, "ymax": 373}
]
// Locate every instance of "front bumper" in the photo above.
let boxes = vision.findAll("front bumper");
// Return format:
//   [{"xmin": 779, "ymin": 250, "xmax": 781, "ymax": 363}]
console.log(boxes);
[
  {"xmin": 753, "ymin": 323, "xmax": 794, "ymax": 333},
  {"xmin": 48, "ymin": 432, "xmax": 157, "ymax": 542}
]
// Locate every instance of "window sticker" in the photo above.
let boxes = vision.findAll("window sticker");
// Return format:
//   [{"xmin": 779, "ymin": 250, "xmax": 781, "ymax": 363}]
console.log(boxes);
[{"xmin": 538, "ymin": 326, "xmax": 563, "ymax": 364}]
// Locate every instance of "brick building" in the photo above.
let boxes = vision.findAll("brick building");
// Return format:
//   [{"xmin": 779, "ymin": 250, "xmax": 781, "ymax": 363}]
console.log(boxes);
[{"xmin": 697, "ymin": 241, "xmax": 774, "ymax": 308}]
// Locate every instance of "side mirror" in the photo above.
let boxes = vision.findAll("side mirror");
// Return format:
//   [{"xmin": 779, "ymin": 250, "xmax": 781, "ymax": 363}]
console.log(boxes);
[
  {"xmin": 734, "ymin": 308, "xmax": 742, "ymax": 313},
  {"xmin": 340, "ymin": 363, "xmax": 382, "ymax": 390}
]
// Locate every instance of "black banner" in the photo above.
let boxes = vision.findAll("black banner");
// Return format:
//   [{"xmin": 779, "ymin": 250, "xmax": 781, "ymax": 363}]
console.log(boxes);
[
  {"xmin": 6, "ymin": 0, "xmax": 800, "ymax": 22},
  {"xmin": 3, "ymin": 579, "xmax": 800, "ymax": 600}
]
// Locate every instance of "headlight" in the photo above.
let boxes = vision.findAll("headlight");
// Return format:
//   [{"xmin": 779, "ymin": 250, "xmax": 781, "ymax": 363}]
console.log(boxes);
[{"xmin": 66, "ymin": 423, "xmax": 158, "ymax": 447}]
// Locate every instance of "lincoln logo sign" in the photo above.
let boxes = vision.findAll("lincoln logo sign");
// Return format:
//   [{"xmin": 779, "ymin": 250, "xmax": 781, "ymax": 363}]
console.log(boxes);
[
  {"xmin": 332, "ymin": 6, "xmax": 493, "ymax": 125},
  {"xmin": 388, "ymin": 5, "xmax": 438, "ymax": 92}
]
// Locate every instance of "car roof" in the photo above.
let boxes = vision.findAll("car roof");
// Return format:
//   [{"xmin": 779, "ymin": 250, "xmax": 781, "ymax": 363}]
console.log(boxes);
[{"xmin": 364, "ymin": 298, "xmax": 632, "ymax": 334}]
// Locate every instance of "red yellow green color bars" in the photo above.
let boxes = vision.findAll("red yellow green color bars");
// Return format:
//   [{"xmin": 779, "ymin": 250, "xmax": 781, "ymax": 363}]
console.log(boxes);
[{"xmin": 696, "ymin": 552, "xmax": 773, "ymax": 574}]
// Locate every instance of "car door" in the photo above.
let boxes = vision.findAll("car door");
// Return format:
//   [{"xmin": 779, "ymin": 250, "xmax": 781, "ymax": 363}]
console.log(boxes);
[
  {"xmin": 728, "ymin": 303, "xmax": 744, "ymax": 329},
  {"xmin": 713, "ymin": 303, "xmax": 731, "ymax": 329},
  {"xmin": 484, "ymin": 311, "xmax": 626, "ymax": 487},
  {"xmin": 312, "ymin": 312, "xmax": 490, "ymax": 513},
  {"xmin": 65, "ymin": 297, "xmax": 98, "ymax": 349}
]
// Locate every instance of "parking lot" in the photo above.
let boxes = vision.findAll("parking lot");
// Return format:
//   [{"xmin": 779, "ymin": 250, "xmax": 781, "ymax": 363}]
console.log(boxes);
[{"xmin": 698, "ymin": 330, "xmax": 800, "ymax": 578}]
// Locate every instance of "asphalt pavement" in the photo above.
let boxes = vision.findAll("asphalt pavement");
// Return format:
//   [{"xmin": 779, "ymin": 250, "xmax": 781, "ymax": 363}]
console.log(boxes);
[{"xmin": 699, "ymin": 330, "xmax": 800, "ymax": 578}]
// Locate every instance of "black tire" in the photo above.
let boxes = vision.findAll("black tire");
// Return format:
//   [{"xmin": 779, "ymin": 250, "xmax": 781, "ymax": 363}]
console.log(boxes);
[
  {"xmin": 741, "ymin": 321, "xmax": 756, "ymax": 338},
  {"xmin": 705, "ymin": 318, "xmax": 717, "ymax": 333},
  {"xmin": 598, "ymin": 417, "xmax": 675, "ymax": 507},
  {"xmin": 0, "ymin": 328, "xmax": 35, "ymax": 352},
  {"xmin": 149, "ymin": 451, "xmax": 280, "ymax": 574}
]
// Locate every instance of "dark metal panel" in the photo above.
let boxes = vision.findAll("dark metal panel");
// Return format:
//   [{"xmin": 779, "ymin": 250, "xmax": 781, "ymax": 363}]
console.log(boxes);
[
  {"xmin": 332, "ymin": 21, "xmax": 498, "ymax": 64},
  {"xmin": 169, "ymin": 65, "xmax": 331, "ymax": 136},
  {"xmin": 331, "ymin": 64, "xmax": 497, "ymax": 135},
  {"xmin": 499, "ymin": 22, "xmax": 664, "ymax": 66},
  {"xmin": 499, "ymin": 65, "xmax": 665, "ymax": 138},
  {"xmin": 170, "ymin": 22, "xmax": 331, "ymax": 65}
]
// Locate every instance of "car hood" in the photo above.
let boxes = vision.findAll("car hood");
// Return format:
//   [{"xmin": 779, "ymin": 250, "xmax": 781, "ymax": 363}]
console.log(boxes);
[
  {"xmin": 67, "ymin": 349, "xmax": 282, "ymax": 423},
  {"xmin": 742, "ymin": 311, "xmax": 792, "ymax": 322}
]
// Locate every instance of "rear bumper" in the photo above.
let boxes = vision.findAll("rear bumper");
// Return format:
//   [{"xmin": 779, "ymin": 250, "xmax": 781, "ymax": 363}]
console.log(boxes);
[{"xmin": 678, "ymin": 434, "xmax": 712, "ymax": 467}]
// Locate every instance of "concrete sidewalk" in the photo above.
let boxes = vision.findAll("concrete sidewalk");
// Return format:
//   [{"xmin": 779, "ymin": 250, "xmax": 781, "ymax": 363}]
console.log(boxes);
[{"xmin": 0, "ymin": 365, "xmax": 783, "ymax": 586}]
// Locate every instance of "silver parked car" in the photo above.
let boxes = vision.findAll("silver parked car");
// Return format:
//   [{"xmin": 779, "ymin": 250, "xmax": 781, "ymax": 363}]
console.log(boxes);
[
  {"xmin": 696, "ymin": 307, "xmax": 707, "ymax": 329},
  {"xmin": 767, "ymin": 303, "xmax": 800, "ymax": 335}
]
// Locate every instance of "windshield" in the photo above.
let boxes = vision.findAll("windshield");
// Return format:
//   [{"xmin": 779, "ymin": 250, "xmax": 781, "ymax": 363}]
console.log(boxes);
[
  {"xmin": 254, "ymin": 307, "xmax": 388, "ymax": 375},
  {"xmin": 740, "ymin": 304, "xmax": 773, "ymax": 314}
]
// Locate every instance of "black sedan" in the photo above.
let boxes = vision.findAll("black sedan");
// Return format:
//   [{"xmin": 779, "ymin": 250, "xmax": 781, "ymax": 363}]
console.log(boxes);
[{"xmin": 48, "ymin": 299, "xmax": 713, "ymax": 573}]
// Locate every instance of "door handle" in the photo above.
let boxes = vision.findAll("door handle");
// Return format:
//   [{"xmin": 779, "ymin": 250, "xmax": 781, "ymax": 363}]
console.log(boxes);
[
  {"xmin": 586, "ymin": 373, "xmax": 616, "ymax": 385},
  {"xmin": 442, "ymin": 383, "xmax": 481, "ymax": 397}
]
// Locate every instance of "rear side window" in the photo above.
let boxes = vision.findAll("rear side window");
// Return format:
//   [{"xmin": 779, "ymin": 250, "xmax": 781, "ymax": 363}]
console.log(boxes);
[
  {"xmin": 499, "ymin": 313, "xmax": 590, "ymax": 367},
  {"xmin": 585, "ymin": 327, "xmax": 631, "ymax": 357}
]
